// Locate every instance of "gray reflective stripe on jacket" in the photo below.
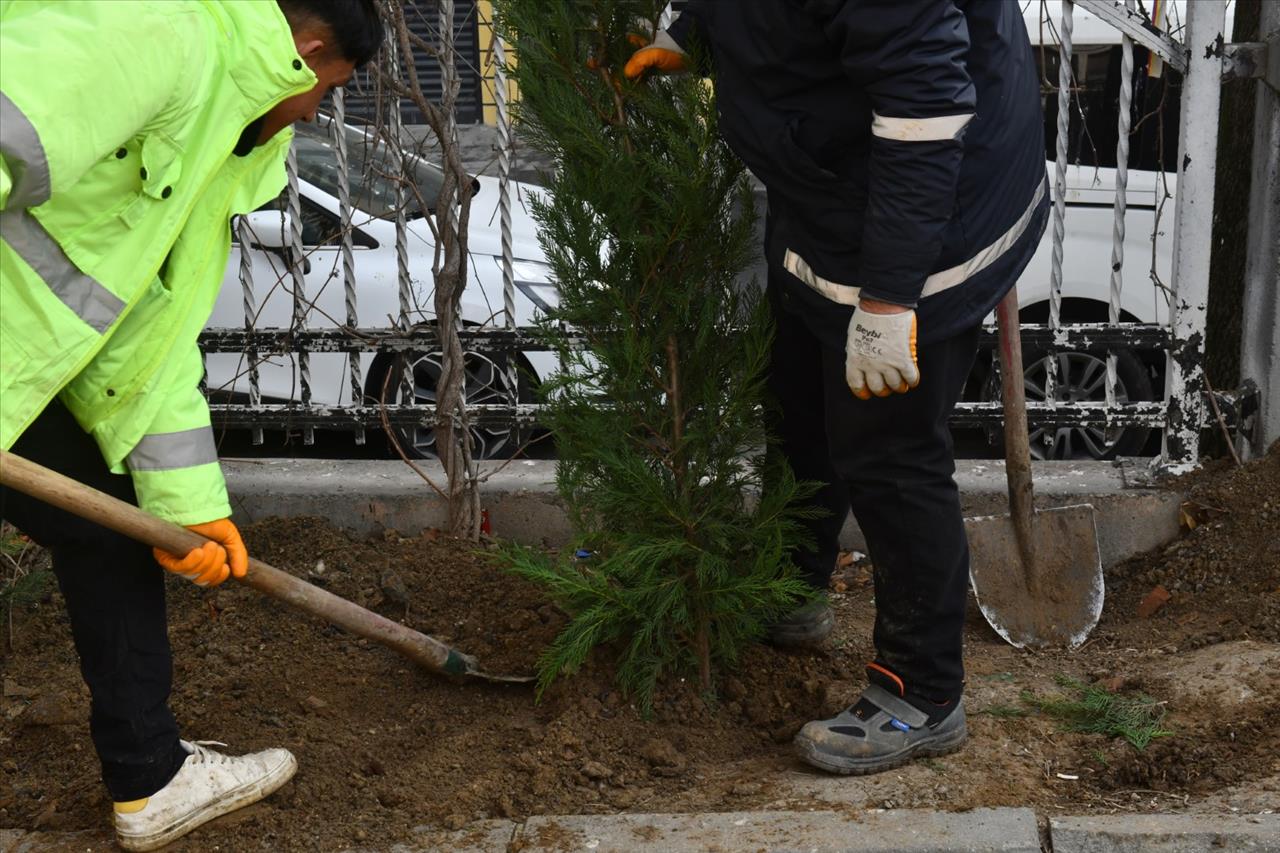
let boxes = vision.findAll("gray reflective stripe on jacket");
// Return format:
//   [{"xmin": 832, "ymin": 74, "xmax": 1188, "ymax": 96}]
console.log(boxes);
[
  {"xmin": 0, "ymin": 209, "xmax": 125, "ymax": 333},
  {"xmin": 127, "ymin": 426, "xmax": 220, "ymax": 471},
  {"xmin": 0, "ymin": 91, "xmax": 51, "ymax": 209}
]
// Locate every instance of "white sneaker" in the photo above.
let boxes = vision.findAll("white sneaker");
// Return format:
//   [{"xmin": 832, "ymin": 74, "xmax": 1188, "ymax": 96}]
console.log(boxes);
[{"xmin": 113, "ymin": 740, "xmax": 298, "ymax": 851}]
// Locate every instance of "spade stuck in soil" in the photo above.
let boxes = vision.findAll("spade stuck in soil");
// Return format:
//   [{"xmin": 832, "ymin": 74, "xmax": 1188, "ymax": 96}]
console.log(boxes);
[
  {"xmin": 965, "ymin": 286, "xmax": 1105, "ymax": 649},
  {"xmin": 0, "ymin": 449, "xmax": 533, "ymax": 684}
]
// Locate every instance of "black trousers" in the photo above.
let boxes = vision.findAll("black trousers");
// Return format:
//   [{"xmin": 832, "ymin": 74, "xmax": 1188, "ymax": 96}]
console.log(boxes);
[
  {"xmin": 766, "ymin": 277, "xmax": 979, "ymax": 703},
  {"xmin": 1, "ymin": 401, "xmax": 186, "ymax": 801}
]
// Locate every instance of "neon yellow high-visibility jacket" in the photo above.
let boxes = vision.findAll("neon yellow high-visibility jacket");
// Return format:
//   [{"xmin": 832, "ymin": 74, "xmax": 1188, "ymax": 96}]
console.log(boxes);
[{"xmin": 1, "ymin": 0, "xmax": 316, "ymax": 524}]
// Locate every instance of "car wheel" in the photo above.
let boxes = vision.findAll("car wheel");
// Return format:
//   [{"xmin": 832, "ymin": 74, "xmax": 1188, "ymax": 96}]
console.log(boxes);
[
  {"xmin": 984, "ymin": 347, "xmax": 1155, "ymax": 460},
  {"xmin": 375, "ymin": 349, "xmax": 525, "ymax": 460}
]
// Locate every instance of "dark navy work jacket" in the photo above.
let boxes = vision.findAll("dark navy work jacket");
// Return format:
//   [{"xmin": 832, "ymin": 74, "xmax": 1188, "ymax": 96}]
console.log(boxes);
[{"xmin": 670, "ymin": 0, "xmax": 1049, "ymax": 346}]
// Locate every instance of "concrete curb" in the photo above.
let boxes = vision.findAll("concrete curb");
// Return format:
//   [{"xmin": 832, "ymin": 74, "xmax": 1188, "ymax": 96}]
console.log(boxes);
[
  {"xmin": 224, "ymin": 458, "xmax": 1181, "ymax": 568},
  {"xmin": 7, "ymin": 811, "xmax": 1278, "ymax": 852},
  {"xmin": 225, "ymin": 458, "xmax": 575, "ymax": 546},
  {"xmin": 344, "ymin": 809, "xmax": 1042, "ymax": 852},
  {"xmin": 364, "ymin": 819, "xmax": 520, "ymax": 853},
  {"xmin": 1050, "ymin": 813, "xmax": 1280, "ymax": 852},
  {"xmin": 513, "ymin": 808, "xmax": 1042, "ymax": 852}
]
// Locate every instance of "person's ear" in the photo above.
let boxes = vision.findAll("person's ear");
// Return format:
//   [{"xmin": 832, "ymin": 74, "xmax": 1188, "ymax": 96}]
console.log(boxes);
[{"xmin": 295, "ymin": 38, "xmax": 326, "ymax": 60}]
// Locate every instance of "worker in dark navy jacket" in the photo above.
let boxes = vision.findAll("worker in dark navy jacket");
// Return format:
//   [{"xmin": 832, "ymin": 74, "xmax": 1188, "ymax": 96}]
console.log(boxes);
[{"xmin": 627, "ymin": 0, "xmax": 1048, "ymax": 775}]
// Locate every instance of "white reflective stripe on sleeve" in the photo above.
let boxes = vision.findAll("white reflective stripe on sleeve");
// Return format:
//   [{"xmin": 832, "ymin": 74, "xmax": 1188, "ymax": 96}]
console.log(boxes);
[
  {"xmin": 0, "ymin": 91, "xmax": 52, "ymax": 209},
  {"xmin": 783, "ymin": 177, "xmax": 1047, "ymax": 305},
  {"xmin": 871, "ymin": 112, "xmax": 974, "ymax": 142},
  {"xmin": 0, "ymin": 209, "xmax": 125, "ymax": 333},
  {"xmin": 128, "ymin": 427, "xmax": 220, "ymax": 472}
]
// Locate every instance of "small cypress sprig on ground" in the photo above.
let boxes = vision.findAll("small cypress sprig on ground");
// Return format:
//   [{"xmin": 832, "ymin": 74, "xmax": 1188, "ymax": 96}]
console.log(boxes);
[{"xmin": 1022, "ymin": 676, "xmax": 1173, "ymax": 750}]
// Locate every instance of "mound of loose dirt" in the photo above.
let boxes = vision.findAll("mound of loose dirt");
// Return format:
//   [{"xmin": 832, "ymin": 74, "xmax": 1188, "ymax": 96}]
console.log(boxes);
[
  {"xmin": 1106, "ymin": 441, "xmax": 1280, "ymax": 645},
  {"xmin": 1, "ymin": 445, "xmax": 1277, "ymax": 850}
]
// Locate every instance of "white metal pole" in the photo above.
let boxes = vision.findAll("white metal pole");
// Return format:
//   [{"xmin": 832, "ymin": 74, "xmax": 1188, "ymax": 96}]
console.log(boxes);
[
  {"xmin": 1163, "ymin": 0, "xmax": 1228, "ymax": 471},
  {"xmin": 236, "ymin": 217, "xmax": 263, "ymax": 446},
  {"xmin": 333, "ymin": 88, "xmax": 365, "ymax": 445},
  {"xmin": 1046, "ymin": 0, "xmax": 1074, "ymax": 430},
  {"xmin": 494, "ymin": 28, "xmax": 519, "ymax": 424},
  {"xmin": 285, "ymin": 147, "xmax": 313, "ymax": 445},
  {"xmin": 386, "ymin": 24, "xmax": 414, "ymax": 406},
  {"xmin": 1106, "ymin": 0, "xmax": 1135, "ymax": 410},
  {"xmin": 1238, "ymin": 1, "xmax": 1280, "ymax": 458}
]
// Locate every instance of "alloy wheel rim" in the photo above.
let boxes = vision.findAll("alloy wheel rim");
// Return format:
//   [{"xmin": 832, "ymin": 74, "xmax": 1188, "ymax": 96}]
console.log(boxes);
[
  {"xmin": 396, "ymin": 351, "xmax": 517, "ymax": 459},
  {"xmin": 1022, "ymin": 352, "xmax": 1131, "ymax": 460}
]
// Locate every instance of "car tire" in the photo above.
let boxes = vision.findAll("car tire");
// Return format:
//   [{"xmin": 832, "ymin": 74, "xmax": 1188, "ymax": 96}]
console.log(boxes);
[
  {"xmin": 983, "ymin": 346, "xmax": 1155, "ymax": 461},
  {"xmin": 370, "ymin": 348, "xmax": 531, "ymax": 461}
]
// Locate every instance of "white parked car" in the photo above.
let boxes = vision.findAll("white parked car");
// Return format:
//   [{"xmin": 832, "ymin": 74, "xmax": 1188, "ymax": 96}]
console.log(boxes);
[
  {"xmin": 210, "ymin": 3, "xmax": 1204, "ymax": 460},
  {"xmin": 206, "ymin": 116, "xmax": 559, "ymax": 459},
  {"xmin": 1000, "ymin": 163, "xmax": 1173, "ymax": 459},
  {"xmin": 978, "ymin": 1, "xmax": 1216, "ymax": 459}
]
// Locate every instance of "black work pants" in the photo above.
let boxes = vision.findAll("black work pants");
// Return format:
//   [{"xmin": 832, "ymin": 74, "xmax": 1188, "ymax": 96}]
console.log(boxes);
[
  {"xmin": 0, "ymin": 401, "xmax": 186, "ymax": 801},
  {"xmin": 766, "ymin": 277, "xmax": 979, "ymax": 703}
]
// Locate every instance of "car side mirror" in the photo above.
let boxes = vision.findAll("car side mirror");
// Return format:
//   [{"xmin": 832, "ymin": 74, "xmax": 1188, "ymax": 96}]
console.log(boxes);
[{"xmin": 240, "ymin": 210, "xmax": 297, "ymax": 250}]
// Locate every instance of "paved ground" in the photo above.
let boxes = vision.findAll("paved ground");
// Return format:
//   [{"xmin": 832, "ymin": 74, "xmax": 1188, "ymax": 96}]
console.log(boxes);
[
  {"xmin": 5, "ymin": 810, "xmax": 1276, "ymax": 851},
  {"xmin": 1049, "ymin": 814, "xmax": 1280, "ymax": 852}
]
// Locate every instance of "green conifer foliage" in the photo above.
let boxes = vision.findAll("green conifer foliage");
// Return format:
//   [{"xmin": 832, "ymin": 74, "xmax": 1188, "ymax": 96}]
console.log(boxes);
[{"xmin": 495, "ymin": 0, "xmax": 817, "ymax": 708}]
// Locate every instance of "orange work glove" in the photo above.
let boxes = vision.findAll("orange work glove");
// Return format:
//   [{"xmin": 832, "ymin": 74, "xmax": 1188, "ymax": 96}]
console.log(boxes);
[
  {"xmin": 153, "ymin": 519, "xmax": 249, "ymax": 588},
  {"xmin": 623, "ymin": 35, "xmax": 687, "ymax": 79}
]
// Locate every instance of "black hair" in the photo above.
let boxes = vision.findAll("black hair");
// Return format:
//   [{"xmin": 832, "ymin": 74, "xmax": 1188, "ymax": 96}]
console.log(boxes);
[{"xmin": 277, "ymin": 0, "xmax": 383, "ymax": 67}]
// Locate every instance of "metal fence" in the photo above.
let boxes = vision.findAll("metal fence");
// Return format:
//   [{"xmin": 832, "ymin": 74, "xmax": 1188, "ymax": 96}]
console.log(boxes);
[{"xmin": 200, "ymin": 0, "xmax": 1258, "ymax": 470}]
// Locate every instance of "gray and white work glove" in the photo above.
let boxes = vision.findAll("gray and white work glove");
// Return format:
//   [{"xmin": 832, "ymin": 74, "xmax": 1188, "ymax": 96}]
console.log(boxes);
[{"xmin": 844, "ymin": 305, "xmax": 920, "ymax": 400}]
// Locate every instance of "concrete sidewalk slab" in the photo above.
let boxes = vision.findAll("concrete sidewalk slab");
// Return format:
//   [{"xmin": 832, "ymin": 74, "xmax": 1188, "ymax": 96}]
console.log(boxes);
[
  {"xmin": 515, "ymin": 808, "xmax": 1041, "ymax": 852},
  {"xmin": 223, "ymin": 458, "xmax": 1180, "ymax": 568},
  {"xmin": 1050, "ymin": 813, "xmax": 1280, "ymax": 852},
  {"xmin": 344, "ymin": 819, "xmax": 519, "ymax": 853},
  {"xmin": 7, "ymin": 810, "xmax": 1278, "ymax": 852}
]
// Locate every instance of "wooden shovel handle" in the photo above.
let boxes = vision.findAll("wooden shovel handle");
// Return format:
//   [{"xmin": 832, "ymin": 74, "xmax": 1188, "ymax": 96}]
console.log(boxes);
[
  {"xmin": 995, "ymin": 286, "xmax": 1037, "ymax": 571},
  {"xmin": 0, "ymin": 449, "xmax": 473, "ymax": 677}
]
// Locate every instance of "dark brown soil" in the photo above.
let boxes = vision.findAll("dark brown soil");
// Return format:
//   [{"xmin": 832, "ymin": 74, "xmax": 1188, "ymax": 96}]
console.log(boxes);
[{"xmin": 1, "ymin": 445, "xmax": 1277, "ymax": 850}]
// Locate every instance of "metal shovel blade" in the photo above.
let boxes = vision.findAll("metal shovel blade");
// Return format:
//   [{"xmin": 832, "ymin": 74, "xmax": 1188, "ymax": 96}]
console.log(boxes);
[
  {"xmin": 965, "ymin": 503, "xmax": 1104, "ymax": 649},
  {"xmin": 464, "ymin": 666, "xmax": 537, "ymax": 684}
]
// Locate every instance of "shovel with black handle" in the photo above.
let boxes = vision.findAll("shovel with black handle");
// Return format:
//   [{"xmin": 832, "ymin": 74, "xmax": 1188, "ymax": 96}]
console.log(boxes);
[
  {"xmin": 963, "ymin": 285, "xmax": 1104, "ymax": 649},
  {"xmin": 0, "ymin": 449, "xmax": 533, "ymax": 683}
]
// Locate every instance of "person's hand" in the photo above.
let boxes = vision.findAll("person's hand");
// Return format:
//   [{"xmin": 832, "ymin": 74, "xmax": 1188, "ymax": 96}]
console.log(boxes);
[
  {"xmin": 153, "ymin": 519, "xmax": 249, "ymax": 587},
  {"xmin": 588, "ymin": 33, "xmax": 648, "ymax": 72},
  {"xmin": 624, "ymin": 36, "xmax": 687, "ymax": 79},
  {"xmin": 845, "ymin": 299, "xmax": 920, "ymax": 400}
]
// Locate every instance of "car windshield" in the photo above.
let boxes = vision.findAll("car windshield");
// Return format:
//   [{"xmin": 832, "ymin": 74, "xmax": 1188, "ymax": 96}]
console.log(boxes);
[{"xmin": 293, "ymin": 120, "xmax": 446, "ymax": 220}]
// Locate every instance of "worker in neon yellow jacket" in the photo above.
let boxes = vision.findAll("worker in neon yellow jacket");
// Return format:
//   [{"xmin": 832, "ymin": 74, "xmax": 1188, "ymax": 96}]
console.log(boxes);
[{"xmin": 0, "ymin": 2, "xmax": 379, "ymax": 848}]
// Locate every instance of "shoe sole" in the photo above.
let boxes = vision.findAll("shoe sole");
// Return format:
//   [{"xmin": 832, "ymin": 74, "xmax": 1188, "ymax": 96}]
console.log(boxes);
[
  {"xmin": 794, "ymin": 725, "xmax": 968, "ymax": 776},
  {"xmin": 116, "ymin": 753, "xmax": 298, "ymax": 852},
  {"xmin": 767, "ymin": 610, "xmax": 836, "ymax": 649}
]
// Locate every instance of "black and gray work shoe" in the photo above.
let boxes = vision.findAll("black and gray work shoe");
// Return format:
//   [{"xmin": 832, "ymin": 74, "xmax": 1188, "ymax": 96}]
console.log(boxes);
[
  {"xmin": 794, "ymin": 684, "xmax": 967, "ymax": 775},
  {"xmin": 766, "ymin": 600, "xmax": 835, "ymax": 648}
]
